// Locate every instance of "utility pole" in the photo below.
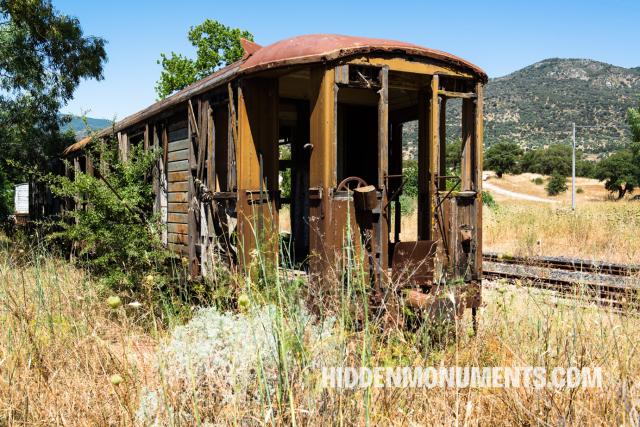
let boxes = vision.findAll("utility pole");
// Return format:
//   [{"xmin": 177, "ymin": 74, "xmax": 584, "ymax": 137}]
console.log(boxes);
[{"xmin": 572, "ymin": 122, "xmax": 576, "ymax": 211}]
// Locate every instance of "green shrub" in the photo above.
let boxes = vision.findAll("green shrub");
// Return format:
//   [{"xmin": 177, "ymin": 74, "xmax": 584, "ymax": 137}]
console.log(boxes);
[
  {"xmin": 577, "ymin": 187, "xmax": 584, "ymax": 194},
  {"xmin": 399, "ymin": 194, "xmax": 416, "ymax": 216},
  {"xmin": 532, "ymin": 177, "xmax": 544, "ymax": 185},
  {"xmin": 47, "ymin": 138, "xmax": 169, "ymax": 291},
  {"xmin": 546, "ymin": 173, "xmax": 568, "ymax": 196},
  {"xmin": 402, "ymin": 160, "xmax": 418, "ymax": 197},
  {"xmin": 482, "ymin": 190, "xmax": 497, "ymax": 209}
]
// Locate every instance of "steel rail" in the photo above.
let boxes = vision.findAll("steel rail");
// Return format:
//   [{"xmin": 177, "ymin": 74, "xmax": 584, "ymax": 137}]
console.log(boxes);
[
  {"xmin": 483, "ymin": 252, "xmax": 640, "ymax": 276},
  {"xmin": 482, "ymin": 253, "xmax": 640, "ymax": 311}
]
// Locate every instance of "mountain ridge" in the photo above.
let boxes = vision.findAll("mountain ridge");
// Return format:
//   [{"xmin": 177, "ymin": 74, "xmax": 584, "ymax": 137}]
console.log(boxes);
[
  {"xmin": 402, "ymin": 58, "xmax": 640, "ymax": 159},
  {"xmin": 484, "ymin": 58, "xmax": 639, "ymax": 153},
  {"xmin": 60, "ymin": 115, "xmax": 112, "ymax": 137}
]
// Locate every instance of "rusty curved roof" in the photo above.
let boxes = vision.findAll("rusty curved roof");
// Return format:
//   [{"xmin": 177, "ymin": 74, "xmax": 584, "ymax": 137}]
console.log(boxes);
[
  {"xmin": 64, "ymin": 34, "xmax": 486, "ymax": 155},
  {"xmin": 240, "ymin": 34, "xmax": 487, "ymax": 80}
]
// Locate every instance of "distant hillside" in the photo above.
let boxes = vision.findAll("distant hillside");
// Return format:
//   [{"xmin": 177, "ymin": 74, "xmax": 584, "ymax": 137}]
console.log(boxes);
[
  {"xmin": 403, "ymin": 58, "xmax": 640, "ymax": 159},
  {"xmin": 60, "ymin": 115, "xmax": 112, "ymax": 136}
]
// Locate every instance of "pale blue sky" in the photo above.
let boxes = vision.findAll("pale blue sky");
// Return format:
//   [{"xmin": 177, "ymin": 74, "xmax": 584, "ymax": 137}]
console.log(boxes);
[{"xmin": 57, "ymin": 0, "xmax": 640, "ymax": 120}]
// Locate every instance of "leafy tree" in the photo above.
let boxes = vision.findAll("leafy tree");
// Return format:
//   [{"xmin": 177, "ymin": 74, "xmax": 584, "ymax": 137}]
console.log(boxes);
[
  {"xmin": 484, "ymin": 142, "xmax": 522, "ymax": 177},
  {"xmin": 0, "ymin": 0, "xmax": 106, "ymax": 217},
  {"xmin": 593, "ymin": 105, "xmax": 640, "ymax": 199},
  {"xmin": 576, "ymin": 159, "xmax": 597, "ymax": 178},
  {"xmin": 520, "ymin": 144, "xmax": 572, "ymax": 176},
  {"xmin": 156, "ymin": 19, "xmax": 253, "ymax": 99},
  {"xmin": 546, "ymin": 172, "xmax": 567, "ymax": 196},
  {"xmin": 594, "ymin": 150, "xmax": 639, "ymax": 199}
]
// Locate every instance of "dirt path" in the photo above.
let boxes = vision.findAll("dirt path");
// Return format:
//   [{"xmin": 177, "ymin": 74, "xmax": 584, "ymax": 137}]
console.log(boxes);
[{"xmin": 483, "ymin": 181, "xmax": 557, "ymax": 203}]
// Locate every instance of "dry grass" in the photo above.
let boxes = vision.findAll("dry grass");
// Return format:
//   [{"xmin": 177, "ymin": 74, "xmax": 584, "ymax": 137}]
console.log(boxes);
[
  {"xmin": 0, "ymin": 243, "xmax": 159, "ymax": 425},
  {"xmin": 486, "ymin": 172, "xmax": 611, "ymax": 204},
  {"xmin": 394, "ymin": 174, "xmax": 640, "ymax": 263},
  {"xmin": 484, "ymin": 201, "xmax": 640, "ymax": 263},
  {"xmin": 2, "ymin": 236, "xmax": 640, "ymax": 425}
]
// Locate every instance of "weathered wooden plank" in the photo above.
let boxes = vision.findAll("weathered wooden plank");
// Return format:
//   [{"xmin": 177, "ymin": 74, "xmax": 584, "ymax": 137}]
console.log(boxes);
[
  {"xmin": 168, "ymin": 202, "xmax": 188, "ymax": 213},
  {"xmin": 188, "ymin": 99, "xmax": 199, "ymax": 139},
  {"xmin": 168, "ymin": 139, "xmax": 189, "ymax": 152},
  {"xmin": 162, "ymin": 124, "xmax": 169, "ymax": 168},
  {"xmin": 417, "ymin": 87, "xmax": 429, "ymax": 241},
  {"xmin": 377, "ymin": 65, "xmax": 390, "ymax": 278},
  {"xmin": 378, "ymin": 65, "xmax": 389, "ymax": 189},
  {"xmin": 187, "ymin": 105, "xmax": 199, "ymax": 278},
  {"xmin": 168, "ymin": 212, "xmax": 188, "ymax": 223},
  {"xmin": 168, "ymin": 171, "xmax": 190, "ymax": 182},
  {"xmin": 168, "ymin": 232, "xmax": 188, "ymax": 244},
  {"xmin": 167, "ymin": 160, "xmax": 189, "ymax": 172},
  {"xmin": 168, "ymin": 149, "xmax": 189, "ymax": 162},
  {"xmin": 168, "ymin": 223, "xmax": 189, "ymax": 234},
  {"xmin": 196, "ymin": 98, "xmax": 208, "ymax": 181},
  {"xmin": 168, "ymin": 181, "xmax": 188, "ymax": 192},
  {"xmin": 168, "ymin": 128, "xmax": 188, "ymax": 142},
  {"xmin": 438, "ymin": 90, "xmax": 477, "ymax": 99},
  {"xmin": 144, "ymin": 124, "xmax": 149, "ymax": 150},
  {"xmin": 118, "ymin": 132, "xmax": 130, "ymax": 162},
  {"xmin": 475, "ymin": 82, "xmax": 484, "ymax": 278},
  {"xmin": 207, "ymin": 103, "xmax": 215, "ymax": 193},
  {"xmin": 309, "ymin": 67, "xmax": 336, "ymax": 187},
  {"xmin": 429, "ymin": 75, "xmax": 440, "ymax": 241},
  {"xmin": 335, "ymin": 64, "xmax": 349, "ymax": 84},
  {"xmin": 439, "ymin": 97, "xmax": 447, "ymax": 190},
  {"xmin": 348, "ymin": 57, "xmax": 474, "ymax": 79},
  {"xmin": 168, "ymin": 192, "xmax": 188, "ymax": 203}
]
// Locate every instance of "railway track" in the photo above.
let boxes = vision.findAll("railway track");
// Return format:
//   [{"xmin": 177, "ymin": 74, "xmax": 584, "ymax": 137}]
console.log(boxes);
[{"xmin": 482, "ymin": 252, "xmax": 640, "ymax": 310}]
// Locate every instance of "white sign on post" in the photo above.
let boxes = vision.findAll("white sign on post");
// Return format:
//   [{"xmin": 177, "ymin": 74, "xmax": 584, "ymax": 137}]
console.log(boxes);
[{"xmin": 14, "ymin": 183, "xmax": 29, "ymax": 214}]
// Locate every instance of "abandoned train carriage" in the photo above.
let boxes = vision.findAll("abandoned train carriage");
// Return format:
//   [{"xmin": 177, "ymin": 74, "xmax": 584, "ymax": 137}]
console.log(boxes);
[{"xmin": 64, "ymin": 34, "xmax": 487, "ymax": 312}]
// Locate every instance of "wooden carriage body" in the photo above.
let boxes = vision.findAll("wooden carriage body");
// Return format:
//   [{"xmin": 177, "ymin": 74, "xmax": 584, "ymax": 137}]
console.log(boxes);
[{"xmin": 64, "ymin": 34, "xmax": 487, "ymax": 310}]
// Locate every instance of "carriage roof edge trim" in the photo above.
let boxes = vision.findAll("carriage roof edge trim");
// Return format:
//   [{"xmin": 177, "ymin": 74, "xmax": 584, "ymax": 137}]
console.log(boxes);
[{"xmin": 63, "ymin": 33, "xmax": 486, "ymax": 155}]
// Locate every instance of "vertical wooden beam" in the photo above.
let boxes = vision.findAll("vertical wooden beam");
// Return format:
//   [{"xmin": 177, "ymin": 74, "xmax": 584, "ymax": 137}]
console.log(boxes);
[
  {"xmin": 197, "ymin": 98, "xmax": 208, "ymax": 181},
  {"xmin": 377, "ymin": 65, "xmax": 389, "ymax": 276},
  {"xmin": 160, "ymin": 124, "xmax": 168, "ymax": 246},
  {"xmin": 309, "ymin": 66, "xmax": 337, "ymax": 188},
  {"xmin": 474, "ymin": 82, "xmax": 484, "ymax": 279},
  {"xmin": 85, "ymin": 155, "xmax": 94, "ymax": 177},
  {"xmin": 378, "ymin": 66, "xmax": 389, "ymax": 189},
  {"xmin": 417, "ymin": 75, "xmax": 439, "ymax": 241},
  {"xmin": 475, "ymin": 83, "xmax": 484, "ymax": 192},
  {"xmin": 308, "ymin": 66, "xmax": 337, "ymax": 277},
  {"xmin": 439, "ymin": 97, "xmax": 447, "ymax": 190},
  {"xmin": 227, "ymin": 87, "xmax": 238, "ymax": 191},
  {"xmin": 143, "ymin": 124, "xmax": 149, "ymax": 151},
  {"xmin": 118, "ymin": 132, "xmax": 129, "ymax": 162},
  {"xmin": 429, "ymin": 75, "xmax": 440, "ymax": 237},
  {"xmin": 207, "ymin": 104, "xmax": 215, "ymax": 193},
  {"xmin": 187, "ymin": 108, "xmax": 199, "ymax": 278}
]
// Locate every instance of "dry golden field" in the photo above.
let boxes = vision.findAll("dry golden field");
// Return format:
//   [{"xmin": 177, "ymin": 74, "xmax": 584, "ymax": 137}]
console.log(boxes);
[
  {"xmin": 2, "ymin": 235, "xmax": 640, "ymax": 425},
  {"xmin": 482, "ymin": 173, "xmax": 640, "ymax": 263},
  {"xmin": 1, "ymin": 174, "xmax": 639, "ymax": 425}
]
